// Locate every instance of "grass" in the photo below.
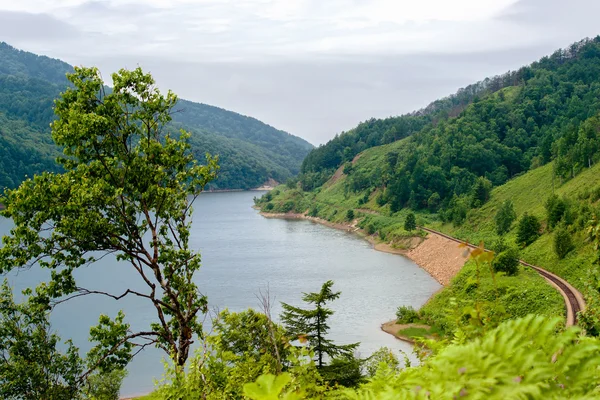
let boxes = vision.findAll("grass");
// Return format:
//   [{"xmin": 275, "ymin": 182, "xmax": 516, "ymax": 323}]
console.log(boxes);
[{"xmin": 396, "ymin": 325, "xmax": 444, "ymax": 340}]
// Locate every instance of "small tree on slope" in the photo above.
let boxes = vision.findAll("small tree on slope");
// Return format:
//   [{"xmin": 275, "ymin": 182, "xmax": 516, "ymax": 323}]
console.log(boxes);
[{"xmin": 280, "ymin": 280, "xmax": 359, "ymax": 369}]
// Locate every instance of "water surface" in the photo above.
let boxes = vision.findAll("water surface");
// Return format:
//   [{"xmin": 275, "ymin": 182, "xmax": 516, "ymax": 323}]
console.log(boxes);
[{"xmin": 1, "ymin": 191, "xmax": 441, "ymax": 396}]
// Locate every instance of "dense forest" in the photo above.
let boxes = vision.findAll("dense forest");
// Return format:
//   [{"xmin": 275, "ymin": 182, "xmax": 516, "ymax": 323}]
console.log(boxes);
[
  {"xmin": 0, "ymin": 42, "xmax": 313, "ymax": 190},
  {"xmin": 299, "ymin": 37, "xmax": 600, "ymax": 213}
]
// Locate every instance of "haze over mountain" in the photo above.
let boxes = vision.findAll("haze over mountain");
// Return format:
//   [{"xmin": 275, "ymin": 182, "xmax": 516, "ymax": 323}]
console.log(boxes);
[{"xmin": 0, "ymin": 42, "xmax": 313, "ymax": 190}]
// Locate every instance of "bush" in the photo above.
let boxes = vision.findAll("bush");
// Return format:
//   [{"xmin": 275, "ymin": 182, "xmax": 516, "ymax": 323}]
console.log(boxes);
[
  {"xmin": 346, "ymin": 209, "xmax": 355, "ymax": 221},
  {"xmin": 554, "ymin": 226, "xmax": 574, "ymax": 259},
  {"xmin": 280, "ymin": 200, "xmax": 295, "ymax": 213},
  {"xmin": 492, "ymin": 247, "xmax": 520, "ymax": 276},
  {"xmin": 516, "ymin": 213, "xmax": 541, "ymax": 246},
  {"xmin": 396, "ymin": 305, "xmax": 419, "ymax": 324},
  {"xmin": 404, "ymin": 213, "xmax": 416, "ymax": 232},
  {"xmin": 308, "ymin": 206, "xmax": 318, "ymax": 217},
  {"xmin": 265, "ymin": 202, "xmax": 274, "ymax": 211}
]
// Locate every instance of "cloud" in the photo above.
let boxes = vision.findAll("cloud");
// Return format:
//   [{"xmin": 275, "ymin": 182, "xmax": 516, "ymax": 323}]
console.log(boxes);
[
  {"xmin": 1, "ymin": 0, "xmax": 599, "ymax": 143},
  {"xmin": 0, "ymin": 11, "xmax": 81, "ymax": 41}
]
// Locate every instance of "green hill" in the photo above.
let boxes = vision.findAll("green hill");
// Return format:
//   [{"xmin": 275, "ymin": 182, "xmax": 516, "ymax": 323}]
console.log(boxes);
[
  {"xmin": 0, "ymin": 42, "xmax": 313, "ymax": 190},
  {"xmin": 257, "ymin": 36, "xmax": 600, "ymax": 335}
]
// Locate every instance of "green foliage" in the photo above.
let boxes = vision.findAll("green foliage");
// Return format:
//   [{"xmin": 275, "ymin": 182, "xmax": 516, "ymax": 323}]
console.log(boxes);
[
  {"xmin": 471, "ymin": 177, "xmax": 492, "ymax": 208},
  {"xmin": 346, "ymin": 209, "xmax": 355, "ymax": 221},
  {"xmin": 243, "ymin": 374, "xmax": 301, "ymax": 400},
  {"xmin": 363, "ymin": 348, "xmax": 401, "ymax": 378},
  {"xmin": 0, "ymin": 67, "xmax": 219, "ymax": 369},
  {"xmin": 516, "ymin": 213, "xmax": 542, "ymax": 246},
  {"xmin": 245, "ymin": 315, "xmax": 600, "ymax": 399},
  {"xmin": 545, "ymin": 194, "xmax": 569, "ymax": 229},
  {"xmin": 494, "ymin": 200, "xmax": 516, "ymax": 235},
  {"xmin": 395, "ymin": 306, "xmax": 419, "ymax": 324},
  {"xmin": 280, "ymin": 281, "xmax": 359, "ymax": 372},
  {"xmin": 492, "ymin": 247, "xmax": 520, "ymax": 276},
  {"xmin": 554, "ymin": 225, "xmax": 574, "ymax": 259},
  {"xmin": 85, "ymin": 369, "xmax": 127, "ymax": 400},
  {"xmin": 347, "ymin": 315, "xmax": 600, "ymax": 399},
  {"xmin": 0, "ymin": 280, "xmax": 84, "ymax": 400},
  {"xmin": 403, "ymin": 213, "xmax": 416, "ymax": 232}
]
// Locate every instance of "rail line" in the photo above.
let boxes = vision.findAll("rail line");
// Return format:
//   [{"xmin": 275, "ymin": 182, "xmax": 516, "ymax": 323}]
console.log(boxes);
[{"xmin": 419, "ymin": 226, "xmax": 586, "ymax": 327}]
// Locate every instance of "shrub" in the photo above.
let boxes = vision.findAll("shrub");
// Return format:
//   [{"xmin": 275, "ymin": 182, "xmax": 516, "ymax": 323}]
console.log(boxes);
[
  {"xmin": 404, "ymin": 213, "xmax": 416, "ymax": 232},
  {"xmin": 396, "ymin": 305, "xmax": 419, "ymax": 324},
  {"xmin": 308, "ymin": 206, "xmax": 318, "ymax": 217},
  {"xmin": 346, "ymin": 209, "xmax": 355, "ymax": 221},
  {"xmin": 492, "ymin": 247, "xmax": 520, "ymax": 276},
  {"xmin": 516, "ymin": 213, "xmax": 541, "ymax": 246},
  {"xmin": 554, "ymin": 226, "xmax": 574, "ymax": 259},
  {"xmin": 280, "ymin": 200, "xmax": 295, "ymax": 213},
  {"xmin": 545, "ymin": 194, "xmax": 567, "ymax": 228},
  {"xmin": 265, "ymin": 202, "xmax": 274, "ymax": 211}
]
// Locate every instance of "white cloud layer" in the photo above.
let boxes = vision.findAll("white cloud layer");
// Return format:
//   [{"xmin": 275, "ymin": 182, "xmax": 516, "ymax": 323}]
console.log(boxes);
[{"xmin": 0, "ymin": 0, "xmax": 599, "ymax": 143}]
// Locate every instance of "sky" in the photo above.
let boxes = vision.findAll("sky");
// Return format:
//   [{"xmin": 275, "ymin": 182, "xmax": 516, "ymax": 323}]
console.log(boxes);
[{"xmin": 1, "ymin": 0, "xmax": 599, "ymax": 145}]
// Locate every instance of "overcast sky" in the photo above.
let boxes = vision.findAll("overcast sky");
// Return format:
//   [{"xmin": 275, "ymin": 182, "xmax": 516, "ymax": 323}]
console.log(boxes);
[{"xmin": 1, "ymin": 0, "xmax": 599, "ymax": 144}]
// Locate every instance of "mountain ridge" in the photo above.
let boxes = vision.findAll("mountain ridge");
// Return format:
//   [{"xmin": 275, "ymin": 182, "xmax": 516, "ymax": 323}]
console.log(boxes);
[{"xmin": 0, "ymin": 42, "xmax": 313, "ymax": 190}]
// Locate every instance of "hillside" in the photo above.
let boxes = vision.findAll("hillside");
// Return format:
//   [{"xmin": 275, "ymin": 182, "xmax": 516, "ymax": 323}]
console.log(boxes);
[
  {"xmin": 0, "ymin": 42, "xmax": 313, "ymax": 190},
  {"xmin": 257, "ymin": 36, "xmax": 600, "ymax": 336}
]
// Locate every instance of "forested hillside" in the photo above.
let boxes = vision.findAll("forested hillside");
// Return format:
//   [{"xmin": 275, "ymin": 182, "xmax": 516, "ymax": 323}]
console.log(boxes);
[
  {"xmin": 299, "ymin": 37, "xmax": 600, "ymax": 207},
  {"xmin": 0, "ymin": 42, "xmax": 313, "ymax": 190}
]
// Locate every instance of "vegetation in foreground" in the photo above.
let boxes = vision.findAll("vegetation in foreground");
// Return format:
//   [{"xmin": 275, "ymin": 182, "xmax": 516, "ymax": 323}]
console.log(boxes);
[{"xmin": 3, "ymin": 39, "xmax": 600, "ymax": 399}]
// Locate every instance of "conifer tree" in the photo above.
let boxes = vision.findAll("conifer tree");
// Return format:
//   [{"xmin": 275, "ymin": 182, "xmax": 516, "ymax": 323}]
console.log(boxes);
[{"xmin": 280, "ymin": 280, "xmax": 359, "ymax": 368}]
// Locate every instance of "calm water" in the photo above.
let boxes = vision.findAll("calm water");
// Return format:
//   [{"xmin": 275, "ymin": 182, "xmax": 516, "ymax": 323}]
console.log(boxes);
[{"xmin": 1, "ymin": 191, "xmax": 440, "ymax": 396}]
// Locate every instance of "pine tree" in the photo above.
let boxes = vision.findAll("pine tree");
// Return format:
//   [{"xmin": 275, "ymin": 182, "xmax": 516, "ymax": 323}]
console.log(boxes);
[{"xmin": 280, "ymin": 281, "xmax": 359, "ymax": 368}]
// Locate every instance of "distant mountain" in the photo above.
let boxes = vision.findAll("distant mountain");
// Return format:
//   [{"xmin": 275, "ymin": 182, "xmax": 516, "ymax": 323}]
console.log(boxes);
[{"xmin": 0, "ymin": 42, "xmax": 313, "ymax": 190}]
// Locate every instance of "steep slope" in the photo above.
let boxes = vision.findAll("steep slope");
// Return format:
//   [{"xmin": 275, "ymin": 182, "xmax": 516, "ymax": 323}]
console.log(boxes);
[{"xmin": 0, "ymin": 42, "xmax": 313, "ymax": 190}]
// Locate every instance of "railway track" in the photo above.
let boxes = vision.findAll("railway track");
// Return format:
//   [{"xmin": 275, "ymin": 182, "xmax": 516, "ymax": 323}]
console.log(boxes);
[{"xmin": 419, "ymin": 226, "xmax": 586, "ymax": 327}]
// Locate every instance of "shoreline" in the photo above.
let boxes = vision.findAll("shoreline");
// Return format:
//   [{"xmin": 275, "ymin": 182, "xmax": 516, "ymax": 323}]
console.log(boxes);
[
  {"xmin": 259, "ymin": 211, "xmax": 468, "ymax": 345},
  {"xmin": 259, "ymin": 211, "xmax": 467, "ymax": 286}
]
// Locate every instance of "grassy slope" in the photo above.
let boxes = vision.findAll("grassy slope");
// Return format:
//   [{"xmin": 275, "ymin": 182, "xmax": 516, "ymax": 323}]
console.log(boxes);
[{"xmin": 430, "ymin": 161, "xmax": 600, "ymax": 294}]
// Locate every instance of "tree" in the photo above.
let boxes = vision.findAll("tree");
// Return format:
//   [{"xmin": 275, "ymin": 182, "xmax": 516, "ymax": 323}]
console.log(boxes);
[
  {"xmin": 404, "ymin": 213, "xmax": 417, "ymax": 232},
  {"xmin": 492, "ymin": 248, "xmax": 520, "ymax": 276},
  {"xmin": 471, "ymin": 177, "xmax": 493, "ymax": 207},
  {"xmin": 346, "ymin": 209, "xmax": 355, "ymax": 221},
  {"xmin": 516, "ymin": 213, "xmax": 541, "ymax": 246},
  {"xmin": 280, "ymin": 281, "xmax": 359, "ymax": 369},
  {"xmin": 0, "ymin": 280, "xmax": 84, "ymax": 400},
  {"xmin": 494, "ymin": 200, "xmax": 516, "ymax": 235},
  {"xmin": 0, "ymin": 67, "xmax": 219, "ymax": 371},
  {"xmin": 554, "ymin": 226, "xmax": 574, "ymax": 259}
]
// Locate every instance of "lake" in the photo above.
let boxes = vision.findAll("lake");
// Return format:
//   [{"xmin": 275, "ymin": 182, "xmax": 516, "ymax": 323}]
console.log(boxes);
[{"xmin": 0, "ymin": 191, "xmax": 441, "ymax": 397}]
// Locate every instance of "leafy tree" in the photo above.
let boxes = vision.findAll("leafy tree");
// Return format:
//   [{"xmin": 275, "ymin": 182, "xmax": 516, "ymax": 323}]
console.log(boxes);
[
  {"xmin": 554, "ymin": 225, "xmax": 574, "ymax": 259},
  {"xmin": 281, "ymin": 281, "xmax": 359, "ymax": 369},
  {"xmin": 0, "ymin": 67, "xmax": 219, "ymax": 369},
  {"xmin": 494, "ymin": 200, "xmax": 516, "ymax": 235},
  {"xmin": 404, "ymin": 213, "xmax": 416, "ymax": 232},
  {"xmin": 0, "ymin": 280, "xmax": 84, "ymax": 400},
  {"xmin": 516, "ymin": 213, "xmax": 541, "ymax": 246}
]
